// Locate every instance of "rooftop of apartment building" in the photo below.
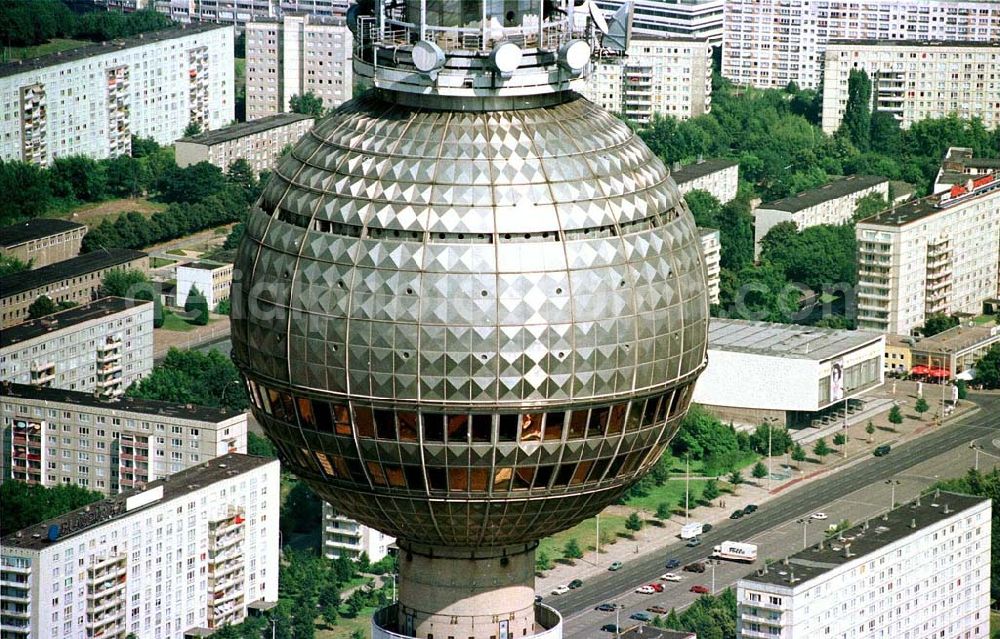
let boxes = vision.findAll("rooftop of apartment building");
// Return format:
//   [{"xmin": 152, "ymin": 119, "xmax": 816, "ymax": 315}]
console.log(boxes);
[
  {"xmin": 827, "ymin": 38, "xmax": 1000, "ymax": 48},
  {"xmin": 758, "ymin": 175, "xmax": 887, "ymax": 213},
  {"xmin": 0, "ymin": 248, "xmax": 147, "ymax": 298},
  {"xmin": 698, "ymin": 226, "xmax": 720, "ymax": 238},
  {"xmin": 709, "ymin": 318, "xmax": 883, "ymax": 361},
  {"xmin": 179, "ymin": 260, "xmax": 232, "ymax": 271},
  {"xmin": 910, "ymin": 323, "xmax": 1000, "ymax": 355},
  {"xmin": 0, "ymin": 297, "xmax": 150, "ymax": 349},
  {"xmin": 859, "ymin": 175, "xmax": 998, "ymax": 227},
  {"xmin": 177, "ymin": 113, "xmax": 314, "ymax": 146},
  {"xmin": 739, "ymin": 491, "xmax": 988, "ymax": 588},
  {"xmin": 1, "ymin": 453, "xmax": 276, "ymax": 551},
  {"xmin": 669, "ymin": 158, "xmax": 739, "ymax": 185},
  {"xmin": 0, "ymin": 219, "xmax": 86, "ymax": 249},
  {"xmin": 627, "ymin": 34, "xmax": 713, "ymax": 44},
  {"xmin": 0, "ymin": 381, "xmax": 243, "ymax": 423},
  {"xmin": 0, "ymin": 23, "xmax": 231, "ymax": 78},
  {"xmin": 249, "ymin": 12, "xmax": 347, "ymax": 26}
]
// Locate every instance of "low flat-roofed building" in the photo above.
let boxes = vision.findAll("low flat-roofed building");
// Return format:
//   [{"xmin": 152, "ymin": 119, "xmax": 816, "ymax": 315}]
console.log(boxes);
[
  {"xmin": 0, "ymin": 381, "xmax": 247, "ymax": 492},
  {"xmin": 934, "ymin": 147, "xmax": 1000, "ymax": 195},
  {"xmin": 0, "ymin": 219, "xmax": 86, "ymax": 269},
  {"xmin": 175, "ymin": 260, "xmax": 233, "ymax": 309},
  {"xmin": 736, "ymin": 492, "xmax": 991, "ymax": 638},
  {"xmin": 0, "ymin": 297, "xmax": 153, "ymax": 400},
  {"xmin": 884, "ymin": 334, "xmax": 914, "ymax": 375},
  {"xmin": 692, "ymin": 318, "xmax": 884, "ymax": 427},
  {"xmin": 0, "ymin": 453, "xmax": 280, "ymax": 638},
  {"xmin": 673, "ymin": 158, "xmax": 740, "ymax": 205},
  {"xmin": 910, "ymin": 324, "xmax": 1000, "ymax": 380},
  {"xmin": 0, "ymin": 248, "xmax": 148, "ymax": 328},
  {"xmin": 754, "ymin": 175, "xmax": 888, "ymax": 258},
  {"xmin": 322, "ymin": 502, "xmax": 395, "ymax": 562},
  {"xmin": 699, "ymin": 227, "xmax": 721, "ymax": 305},
  {"xmin": 175, "ymin": 113, "xmax": 315, "ymax": 177}
]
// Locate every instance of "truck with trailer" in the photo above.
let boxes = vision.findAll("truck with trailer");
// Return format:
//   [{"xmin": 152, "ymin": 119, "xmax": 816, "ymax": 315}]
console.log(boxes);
[{"xmin": 712, "ymin": 541, "xmax": 757, "ymax": 563}]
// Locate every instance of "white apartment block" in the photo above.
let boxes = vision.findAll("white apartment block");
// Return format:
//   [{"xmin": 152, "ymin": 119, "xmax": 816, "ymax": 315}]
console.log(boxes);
[
  {"xmin": 246, "ymin": 14, "xmax": 352, "ymax": 121},
  {"xmin": 0, "ymin": 382, "xmax": 247, "ymax": 493},
  {"xmin": 0, "ymin": 454, "xmax": 280, "ymax": 639},
  {"xmin": 175, "ymin": 112, "xmax": 314, "ymax": 176},
  {"xmin": 583, "ymin": 36, "xmax": 713, "ymax": 124},
  {"xmin": 722, "ymin": 0, "xmax": 1000, "ymax": 90},
  {"xmin": 699, "ymin": 227, "xmax": 721, "ymax": 305},
  {"xmin": 754, "ymin": 175, "xmax": 889, "ymax": 258},
  {"xmin": 175, "ymin": 260, "xmax": 235, "ymax": 309},
  {"xmin": 821, "ymin": 40, "xmax": 1000, "ymax": 134},
  {"xmin": 321, "ymin": 503, "xmax": 395, "ymax": 563},
  {"xmin": 673, "ymin": 158, "xmax": 740, "ymax": 204},
  {"xmin": 736, "ymin": 492, "xmax": 991, "ymax": 638},
  {"xmin": 0, "ymin": 298, "xmax": 154, "ymax": 400},
  {"xmin": 154, "ymin": 0, "xmax": 349, "ymax": 26},
  {"xmin": 596, "ymin": 0, "xmax": 725, "ymax": 43},
  {"xmin": 0, "ymin": 25, "xmax": 233, "ymax": 165},
  {"xmin": 856, "ymin": 173, "xmax": 1000, "ymax": 335}
]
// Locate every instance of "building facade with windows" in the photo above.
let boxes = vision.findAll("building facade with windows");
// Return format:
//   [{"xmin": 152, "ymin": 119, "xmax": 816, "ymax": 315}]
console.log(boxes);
[
  {"xmin": 175, "ymin": 260, "xmax": 234, "ymax": 309},
  {"xmin": 821, "ymin": 40, "xmax": 1000, "ymax": 134},
  {"xmin": 245, "ymin": 14, "xmax": 352, "ymax": 121},
  {"xmin": 154, "ymin": 0, "xmax": 350, "ymax": 26},
  {"xmin": 736, "ymin": 492, "xmax": 991, "ymax": 638},
  {"xmin": 0, "ymin": 219, "xmax": 86, "ymax": 270},
  {"xmin": 0, "ymin": 382, "xmax": 247, "ymax": 493},
  {"xmin": 322, "ymin": 503, "xmax": 395, "ymax": 562},
  {"xmin": 722, "ymin": 0, "xmax": 1000, "ymax": 90},
  {"xmin": 0, "ymin": 25, "xmax": 233, "ymax": 165},
  {"xmin": 175, "ymin": 113, "xmax": 315, "ymax": 176},
  {"xmin": 699, "ymin": 227, "xmax": 721, "ymax": 305},
  {"xmin": 596, "ymin": 0, "xmax": 725, "ymax": 43},
  {"xmin": 583, "ymin": 36, "xmax": 713, "ymax": 125},
  {"xmin": 0, "ymin": 298, "xmax": 153, "ymax": 400},
  {"xmin": 672, "ymin": 158, "xmax": 740, "ymax": 204},
  {"xmin": 855, "ymin": 173, "xmax": 1000, "ymax": 335},
  {"xmin": 0, "ymin": 454, "xmax": 279, "ymax": 639}
]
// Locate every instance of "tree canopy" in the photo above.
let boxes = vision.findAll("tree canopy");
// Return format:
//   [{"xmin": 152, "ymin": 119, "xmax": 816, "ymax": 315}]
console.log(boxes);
[
  {"xmin": 290, "ymin": 92, "xmax": 326, "ymax": 117},
  {"xmin": 127, "ymin": 348, "xmax": 249, "ymax": 411},
  {"xmin": 974, "ymin": 345, "xmax": 1000, "ymax": 389},
  {"xmin": 0, "ymin": 2, "xmax": 173, "ymax": 48},
  {"xmin": 0, "ymin": 481, "xmax": 103, "ymax": 536}
]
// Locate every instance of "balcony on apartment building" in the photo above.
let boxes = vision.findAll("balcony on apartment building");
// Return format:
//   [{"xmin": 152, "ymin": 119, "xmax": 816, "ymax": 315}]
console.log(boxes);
[{"xmin": 29, "ymin": 361, "xmax": 56, "ymax": 386}]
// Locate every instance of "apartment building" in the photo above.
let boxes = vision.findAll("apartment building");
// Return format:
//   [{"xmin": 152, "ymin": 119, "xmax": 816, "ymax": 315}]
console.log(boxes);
[
  {"xmin": 736, "ymin": 492, "xmax": 991, "ymax": 638},
  {"xmin": 154, "ymin": 0, "xmax": 349, "ymax": 26},
  {"xmin": 0, "ymin": 454, "xmax": 280, "ymax": 639},
  {"xmin": 175, "ymin": 112, "xmax": 314, "ymax": 176},
  {"xmin": 0, "ymin": 219, "xmax": 86, "ymax": 270},
  {"xmin": 934, "ymin": 146, "xmax": 1000, "ymax": 194},
  {"xmin": 175, "ymin": 261, "xmax": 234, "ymax": 309},
  {"xmin": 321, "ymin": 503, "xmax": 395, "ymax": 562},
  {"xmin": 584, "ymin": 36, "xmax": 713, "ymax": 125},
  {"xmin": 0, "ymin": 381, "xmax": 247, "ymax": 492},
  {"xmin": 673, "ymin": 158, "xmax": 740, "ymax": 204},
  {"xmin": 754, "ymin": 176, "xmax": 889, "ymax": 258},
  {"xmin": 0, "ymin": 249, "xmax": 148, "ymax": 329},
  {"xmin": 722, "ymin": 0, "xmax": 1000, "ymax": 90},
  {"xmin": 0, "ymin": 24, "xmax": 233, "ymax": 165},
  {"xmin": 245, "ymin": 14, "xmax": 352, "ymax": 121},
  {"xmin": 699, "ymin": 227, "xmax": 721, "ymax": 305},
  {"xmin": 856, "ymin": 173, "xmax": 1000, "ymax": 335},
  {"xmin": 596, "ymin": 0, "xmax": 725, "ymax": 43},
  {"xmin": 821, "ymin": 40, "xmax": 1000, "ymax": 134},
  {"xmin": 0, "ymin": 298, "xmax": 154, "ymax": 400}
]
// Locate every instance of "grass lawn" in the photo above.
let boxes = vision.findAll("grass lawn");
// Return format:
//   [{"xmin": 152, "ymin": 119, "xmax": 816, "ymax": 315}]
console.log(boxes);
[
  {"xmin": 166, "ymin": 248, "xmax": 189, "ymax": 256},
  {"xmin": 625, "ymin": 478, "xmax": 709, "ymax": 513},
  {"xmin": 158, "ymin": 311, "xmax": 196, "ymax": 332},
  {"xmin": 4, "ymin": 39, "xmax": 90, "ymax": 60},
  {"xmin": 45, "ymin": 197, "xmax": 168, "ymax": 227},
  {"xmin": 151, "ymin": 257, "xmax": 175, "ymax": 268},
  {"xmin": 537, "ymin": 512, "xmax": 629, "ymax": 563},
  {"xmin": 974, "ymin": 314, "xmax": 997, "ymax": 326}
]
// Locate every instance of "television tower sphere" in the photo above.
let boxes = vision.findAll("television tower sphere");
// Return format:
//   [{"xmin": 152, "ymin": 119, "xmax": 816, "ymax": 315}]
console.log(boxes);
[{"xmin": 231, "ymin": 1, "xmax": 709, "ymax": 636}]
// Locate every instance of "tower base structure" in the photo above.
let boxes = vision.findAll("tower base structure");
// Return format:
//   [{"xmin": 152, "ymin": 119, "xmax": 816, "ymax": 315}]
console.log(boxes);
[{"xmin": 372, "ymin": 542, "xmax": 562, "ymax": 639}]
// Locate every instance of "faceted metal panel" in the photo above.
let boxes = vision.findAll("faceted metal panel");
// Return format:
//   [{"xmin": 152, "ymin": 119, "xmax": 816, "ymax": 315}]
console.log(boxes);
[{"xmin": 232, "ymin": 92, "xmax": 709, "ymax": 547}]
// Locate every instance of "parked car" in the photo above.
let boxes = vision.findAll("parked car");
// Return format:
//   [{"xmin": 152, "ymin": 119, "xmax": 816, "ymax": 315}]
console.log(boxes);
[
  {"xmin": 568, "ymin": 579, "xmax": 583, "ymax": 589},
  {"xmin": 665, "ymin": 558, "xmax": 681, "ymax": 569},
  {"xmin": 730, "ymin": 509, "xmax": 744, "ymax": 519},
  {"xmin": 630, "ymin": 612, "xmax": 652, "ymax": 622},
  {"xmin": 647, "ymin": 605, "xmax": 670, "ymax": 614},
  {"xmin": 649, "ymin": 583, "xmax": 664, "ymax": 593},
  {"xmin": 874, "ymin": 444, "xmax": 891, "ymax": 456},
  {"xmin": 686, "ymin": 537, "xmax": 702, "ymax": 547},
  {"xmin": 534, "ymin": 595, "xmax": 543, "ymax": 603},
  {"xmin": 601, "ymin": 624, "xmax": 621, "ymax": 633},
  {"xmin": 660, "ymin": 572, "xmax": 682, "ymax": 582},
  {"xmin": 635, "ymin": 585, "xmax": 656, "ymax": 594},
  {"xmin": 702, "ymin": 523, "xmax": 714, "ymax": 533},
  {"xmin": 608, "ymin": 561, "xmax": 623, "ymax": 571},
  {"xmin": 811, "ymin": 512, "xmax": 828, "ymax": 520},
  {"xmin": 743, "ymin": 504, "xmax": 758, "ymax": 514},
  {"xmin": 683, "ymin": 562, "xmax": 706, "ymax": 573},
  {"xmin": 595, "ymin": 603, "xmax": 617, "ymax": 612},
  {"xmin": 551, "ymin": 585, "xmax": 570, "ymax": 595},
  {"xmin": 690, "ymin": 585, "xmax": 710, "ymax": 594}
]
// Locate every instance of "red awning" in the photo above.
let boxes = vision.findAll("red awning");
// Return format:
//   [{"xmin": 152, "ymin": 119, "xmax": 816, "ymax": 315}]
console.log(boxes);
[
  {"xmin": 927, "ymin": 367, "xmax": 950, "ymax": 378},
  {"xmin": 911, "ymin": 365, "xmax": 930, "ymax": 375}
]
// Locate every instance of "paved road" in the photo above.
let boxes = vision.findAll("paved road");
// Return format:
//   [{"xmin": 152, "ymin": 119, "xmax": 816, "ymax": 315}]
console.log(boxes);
[{"xmin": 550, "ymin": 393, "xmax": 1000, "ymax": 634}]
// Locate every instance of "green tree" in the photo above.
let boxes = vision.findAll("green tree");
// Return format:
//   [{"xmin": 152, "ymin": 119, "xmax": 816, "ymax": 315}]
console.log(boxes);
[
  {"xmin": 791, "ymin": 443, "xmax": 806, "ymax": 464},
  {"xmin": 0, "ymin": 482, "xmax": 103, "ymax": 535},
  {"xmin": 839, "ymin": 69, "xmax": 872, "ymax": 150},
  {"xmin": 655, "ymin": 502, "xmax": 672, "ymax": 519},
  {"xmin": 748, "ymin": 423, "xmax": 793, "ymax": 456},
  {"xmin": 626, "ymin": 511, "xmax": 643, "ymax": 532},
  {"xmin": 99, "ymin": 268, "xmax": 152, "ymax": 298},
  {"xmin": 184, "ymin": 285, "xmax": 210, "ymax": 326},
  {"xmin": 536, "ymin": 549, "xmax": 553, "ymax": 571},
  {"xmin": 684, "ymin": 189, "xmax": 722, "ymax": 228},
  {"xmin": 215, "ymin": 298, "xmax": 231, "ymax": 315},
  {"xmin": 866, "ymin": 420, "xmax": 877, "ymax": 438},
  {"xmin": 701, "ymin": 479, "xmax": 720, "ymax": 502},
  {"xmin": 223, "ymin": 222, "xmax": 246, "ymax": 250},
  {"xmin": 152, "ymin": 295, "xmax": 164, "ymax": 329},
  {"xmin": 127, "ymin": 347, "xmax": 248, "ymax": 411},
  {"xmin": 975, "ymin": 345, "xmax": 1000, "ymax": 389},
  {"xmin": 670, "ymin": 405, "xmax": 741, "ymax": 462},
  {"xmin": 921, "ymin": 314, "xmax": 959, "ymax": 337},
  {"xmin": 832, "ymin": 432, "xmax": 847, "ymax": 446},
  {"xmin": 956, "ymin": 379, "xmax": 968, "ymax": 399},
  {"xmin": 290, "ymin": 92, "xmax": 326, "ymax": 117},
  {"xmin": 888, "ymin": 405, "xmax": 904, "ymax": 425},
  {"xmin": 813, "ymin": 438, "xmax": 831, "ymax": 459},
  {"xmin": 563, "ymin": 537, "xmax": 584, "ymax": 560},
  {"xmin": 853, "ymin": 192, "xmax": 888, "ymax": 221},
  {"xmin": 105, "ymin": 155, "xmax": 147, "ymax": 198},
  {"xmin": 156, "ymin": 162, "xmax": 228, "ymax": 204},
  {"xmin": 915, "ymin": 396, "xmax": 930, "ymax": 419},
  {"xmin": 664, "ymin": 608, "xmax": 682, "ymax": 629},
  {"xmin": 728, "ymin": 470, "xmax": 744, "ymax": 486},
  {"xmin": 183, "ymin": 121, "xmax": 203, "ymax": 137},
  {"xmin": 751, "ymin": 461, "xmax": 767, "ymax": 479},
  {"xmin": 869, "ymin": 110, "xmax": 902, "ymax": 156},
  {"xmin": 50, "ymin": 156, "xmax": 107, "ymax": 202},
  {"xmin": 280, "ymin": 481, "xmax": 324, "ymax": 538},
  {"xmin": 247, "ymin": 432, "xmax": 276, "ymax": 457},
  {"xmin": 0, "ymin": 254, "xmax": 31, "ymax": 277},
  {"xmin": 0, "ymin": 160, "xmax": 53, "ymax": 224},
  {"xmin": 27, "ymin": 295, "xmax": 57, "ymax": 319}
]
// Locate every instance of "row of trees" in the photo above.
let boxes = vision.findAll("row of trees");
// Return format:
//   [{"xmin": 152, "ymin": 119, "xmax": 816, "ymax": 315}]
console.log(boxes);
[
  {"xmin": 127, "ymin": 347, "xmax": 249, "ymax": 411},
  {"xmin": 0, "ymin": 481, "xmax": 103, "ymax": 535},
  {"xmin": 1, "ymin": 2, "xmax": 174, "ymax": 48}
]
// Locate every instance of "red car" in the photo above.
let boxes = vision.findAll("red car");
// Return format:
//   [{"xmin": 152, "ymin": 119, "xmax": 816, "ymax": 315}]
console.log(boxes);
[
  {"xmin": 690, "ymin": 585, "xmax": 710, "ymax": 594},
  {"xmin": 649, "ymin": 583, "xmax": 665, "ymax": 593},
  {"xmin": 647, "ymin": 605, "xmax": 670, "ymax": 614}
]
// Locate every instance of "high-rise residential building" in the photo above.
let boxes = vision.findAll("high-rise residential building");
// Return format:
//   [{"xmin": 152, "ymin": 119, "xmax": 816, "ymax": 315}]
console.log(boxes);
[
  {"xmin": 855, "ymin": 173, "xmax": 1000, "ymax": 335},
  {"xmin": 322, "ymin": 503, "xmax": 395, "ymax": 562},
  {"xmin": 699, "ymin": 227, "xmax": 721, "ymax": 305},
  {"xmin": 0, "ymin": 298, "xmax": 154, "ymax": 399},
  {"xmin": 754, "ymin": 175, "xmax": 889, "ymax": 258},
  {"xmin": 583, "ymin": 36, "xmax": 713, "ymax": 125},
  {"xmin": 821, "ymin": 40, "xmax": 1000, "ymax": 134},
  {"xmin": 596, "ymin": 0, "xmax": 725, "ymax": 43},
  {"xmin": 672, "ymin": 158, "xmax": 740, "ymax": 204},
  {"xmin": 0, "ymin": 453, "xmax": 280, "ymax": 639},
  {"xmin": 0, "ymin": 25, "xmax": 233, "ymax": 165},
  {"xmin": 0, "ymin": 249, "xmax": 148, "ymax": 328},
  {"xmin": 722, "ymin": 0, "xmax": 1000, "ymax": 90},
  {"xmin": 175, "ymin": 112, "xmax": 315, "ymax": 176},
  {"xmin": 153, "ymin": 0, "xmax": 349, "ymax": 26},
  {"xmin": 736, "ymin": 492, "xmax": 991, "ymax": 638},
  {"xmin": 0, "ymin": 220, "xmax": 86, "ymax": 270},
  {"xmin": 0, "ymin": 381, "xmax": 247, "ymax": 492},
  {"xmin": 245, "ymin": 14, "xmax": 352, "ymax": 121}
]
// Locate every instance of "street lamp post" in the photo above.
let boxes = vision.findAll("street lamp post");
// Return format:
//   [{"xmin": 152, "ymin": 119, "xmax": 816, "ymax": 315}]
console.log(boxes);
[
  {"xmin": 797, "ymin": 518, "xmax": 809, "ymax": 549},
  {"xmin": 596, "ymin": 513, "xmax": 601, "ymax": 559},
  {"xmin": 885, "ymin": 479, "xmax": 901, "ymax": 511},
  {"xmin": 684, "ymin": 453, "xmax": 691, "ymax": 522},
  {"xmin": 709, "ymin": 559, "xmax": 719, "ymax": 594}
]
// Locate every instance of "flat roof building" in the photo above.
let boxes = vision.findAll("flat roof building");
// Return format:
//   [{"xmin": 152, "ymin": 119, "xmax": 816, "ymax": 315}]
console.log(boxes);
[
  {"xmin": 934, "ymin": 147, "xmax": 1000, "ymax": 194},
  {"xmin": 596, "ymin": 0, "xmax": 724, "ymax": 44},
  {"xmin": 0, "ymin": 249, "xmax": 148, "ymax": 329},
  {"xmin": 821, "ymin": 40, "xmax": 1000, "ymax": 135},
  {"xmin": 175, "ymin": 260, "xmax": 233, "ymax": 310},
  {"xmin": 0, "ymin": 453, "xmax": 280, "ymax": 639},
  {"xmin": 1, "ymin": 381, "xmax": 247, "ymax": 493},
  {"xmin": 0, "ymin": 24, "xmax": 234, "ymax": 165},
  {"xmin": 692, "ymin": 318, "xmax": 885, "ymax": 427},
  {"xmin": 909, "ymin": 323, "xmax": 1000, "ymax": 380},
  {"xmin": 175, "ymin": 113, "xmax": 315, "ymax": 177},
  {"xmin": 322, "ymin": 503, "xmax": 395, "ymax": 563},
  {"xmin": 672, "ymin": 158, "xmax": 740, "ymax": 205},
  {"xmin": 736, "ymin": 492, "xmax": 991, "ymax": 638},
  {"xmin": 0, "ymin": 297, "xmax": 154, "ymax": 402},
  {"xmin": 699, "ymin": 227, "xmax": 721, "ymax": 305},
  {"xmin": 0, "ymin": 219, "xmax": 86, "ymax": 269},
  {"xmin": 754, "ymin": 176, "xmax": 889, "ymax": 258}
]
